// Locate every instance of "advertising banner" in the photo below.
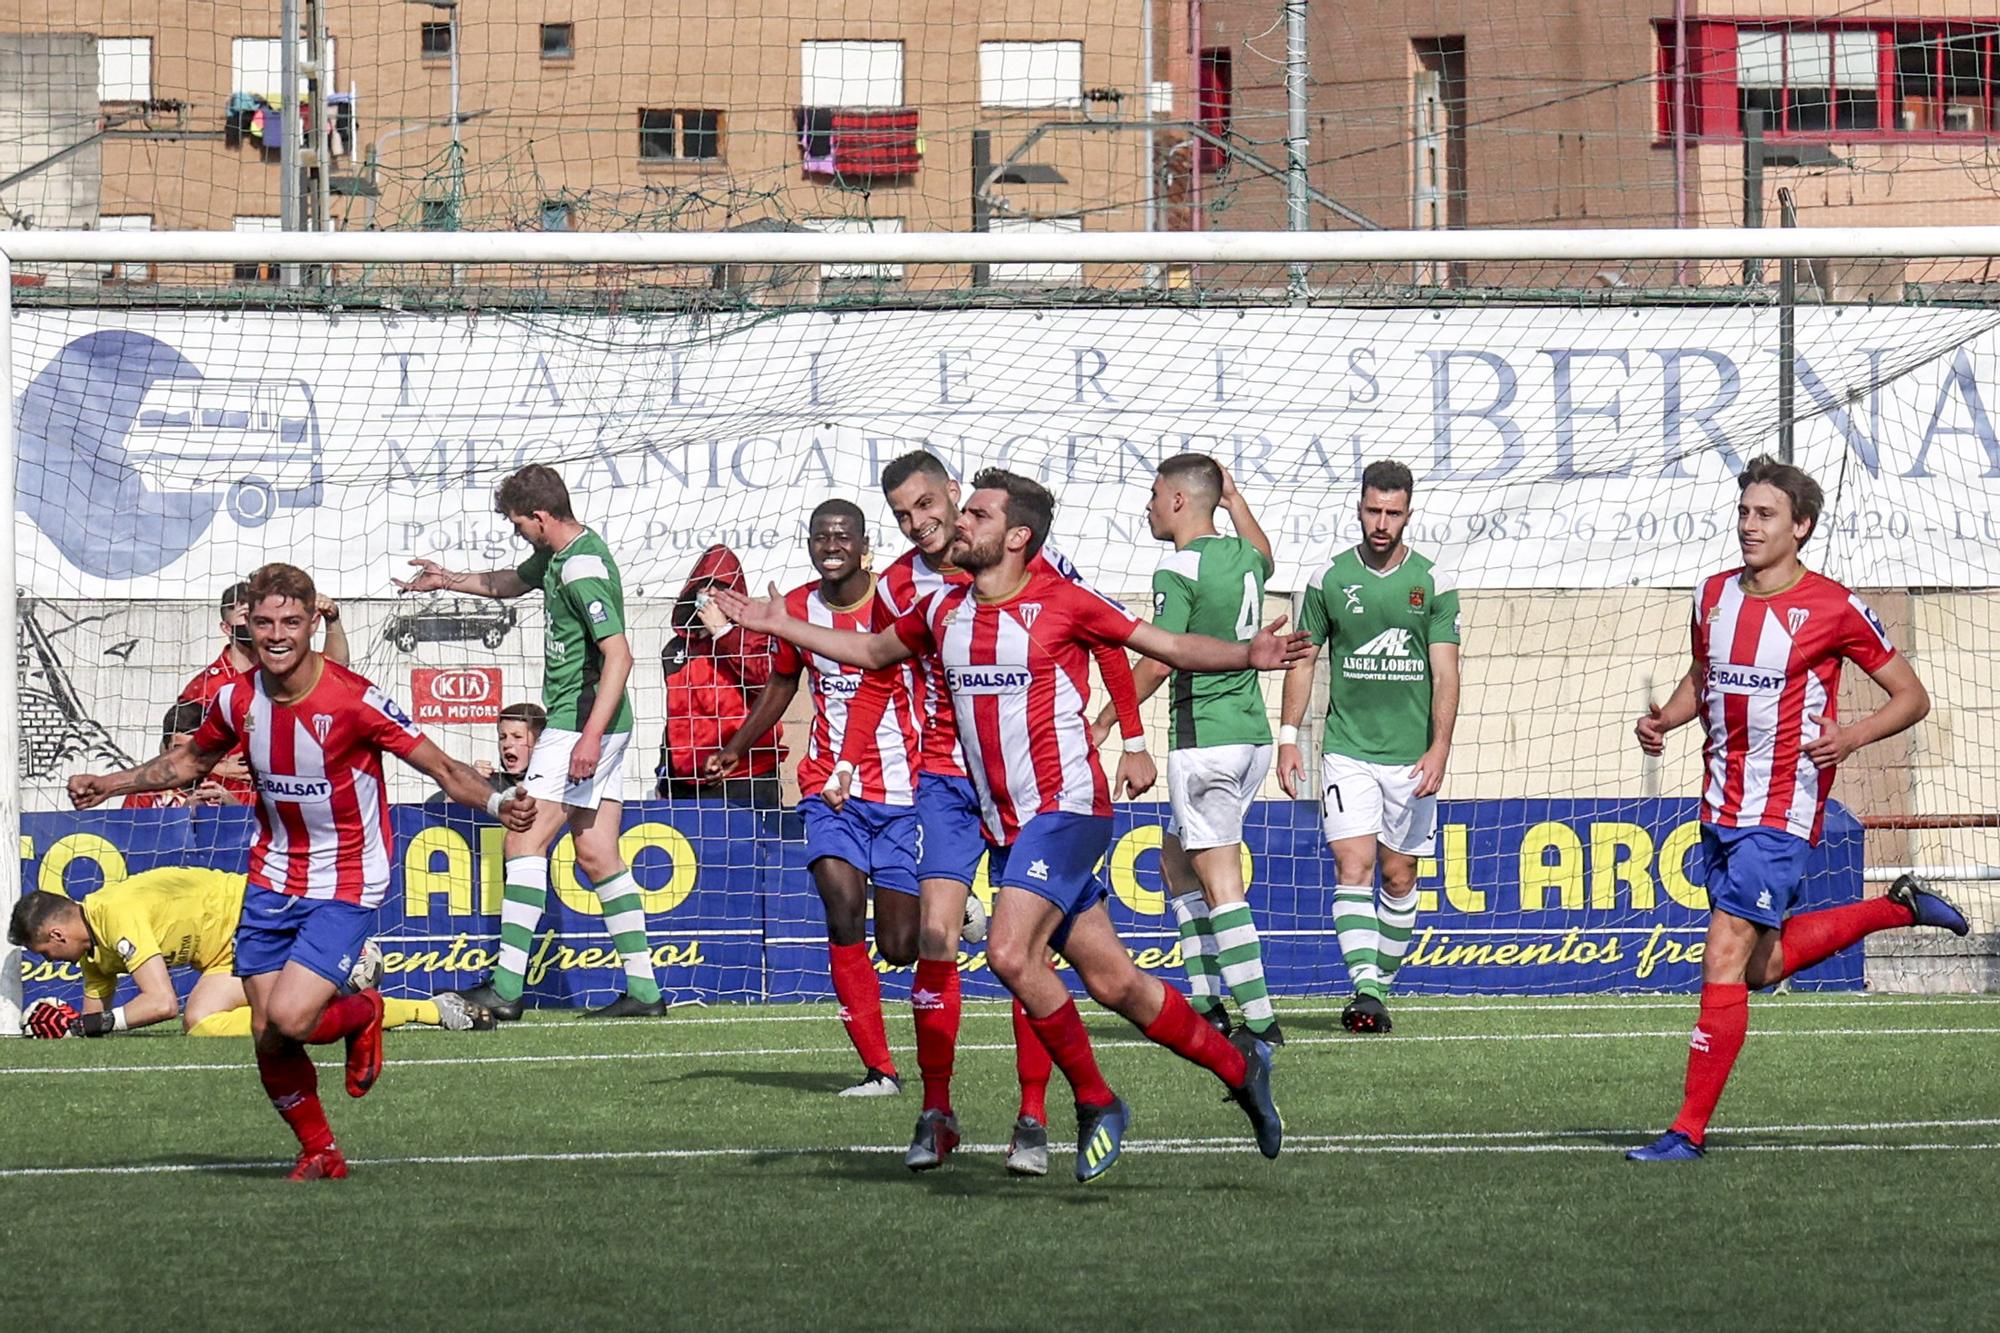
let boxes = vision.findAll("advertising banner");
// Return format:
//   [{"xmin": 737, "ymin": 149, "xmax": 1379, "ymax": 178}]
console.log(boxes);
[{"xmin": 17, "ymin": 798, "xmax": 1864, "ymax": 1011}]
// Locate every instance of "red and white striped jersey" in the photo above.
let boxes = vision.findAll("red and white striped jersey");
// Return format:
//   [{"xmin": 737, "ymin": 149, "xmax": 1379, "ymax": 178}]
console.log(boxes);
[
  {"xmin": 192, "ymin": 660, "xmax": 426, "ymax": 908},
  {"xmin": 894, "ymin": 567, "xmax": 1139, "ymax": 844},
  {"xmin": 874, "ymin": 544, "xmax": 1093, "ymax": 779},
  {"xmin": 772, "ymin": 578, "xmax": 919, "ymax": 805},
  {"xmin": 1691, "ymin": 567, "xmax": 1898, "ymax": 843}
]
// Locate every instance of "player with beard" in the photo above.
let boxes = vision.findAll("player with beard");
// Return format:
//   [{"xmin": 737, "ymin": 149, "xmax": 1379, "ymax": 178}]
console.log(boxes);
[
  {"xmin": 68, "ymin": 563, "xmax": 534, "ymax": 1180},
  {"xmin": 1277, "ymin": 460, "xmax": 1461, "ymax": 1035},
  {"xmin": 709, "ymin": 500, "xmax": 924, "ymax": 1096},
  {"xmin": 720, "ymin": 470, "xmax": 1303, "ymax": 1183},
  {"xmin": 826, "ymin": 450, "xmax": 1152, "ymax": 1173}
]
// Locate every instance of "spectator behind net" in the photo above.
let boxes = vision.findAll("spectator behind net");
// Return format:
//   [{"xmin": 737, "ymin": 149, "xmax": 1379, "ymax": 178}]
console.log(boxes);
[{"xmin": 657, "ymin": 544, "xmax": 785, "ymax": 808}]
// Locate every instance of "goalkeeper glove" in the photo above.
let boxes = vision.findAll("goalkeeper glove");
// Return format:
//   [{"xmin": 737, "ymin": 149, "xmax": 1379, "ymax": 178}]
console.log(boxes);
[{"xmin": 23, "ymin": 998, "xmax": 79, "ymax": 1039}]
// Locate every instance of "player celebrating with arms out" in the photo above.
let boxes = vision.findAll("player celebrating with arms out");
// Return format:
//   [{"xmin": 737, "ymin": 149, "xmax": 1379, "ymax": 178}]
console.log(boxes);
[
  {"xmin": 1094, "ymin": 454, "xmax": 1283, "ymax": 1045},
  {"xmin": 721, "ymin": 469, "xmax": 1303, "ymax": 1183},
  {"xmin": 710, "ymin": 499, "xmax": 923, "ymax": 1097},
  {"xmin": 1277, "ymin": 460, "xmax": 1460, "ymax": 1035},
  {"xmin": 399, "ymin": 465, "xmax": 665, "ymax": 1019},
  {"xmin": 1626, "ymin": 459, "xmax": 1967, "ymax": 1162},
  {"xmin": 829, "ymin": 449, "xmax": 1151, "ymax": 1174},
  {"xmin": 68, "ymin": 564, "xmax": 534, "ymax": 1180}
]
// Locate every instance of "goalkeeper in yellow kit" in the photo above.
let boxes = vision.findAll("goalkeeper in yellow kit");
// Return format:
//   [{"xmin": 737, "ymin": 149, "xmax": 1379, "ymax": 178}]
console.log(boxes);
[{"xmin": 8, "ymin": 868, "xmax": 492, "ymax": 1037}]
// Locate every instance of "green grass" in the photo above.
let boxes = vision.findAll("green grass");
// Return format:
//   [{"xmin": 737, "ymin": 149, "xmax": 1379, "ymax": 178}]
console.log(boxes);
[{"xmin": 4, "ymin": 993, "xmax": 1999, "ymax": 1331}]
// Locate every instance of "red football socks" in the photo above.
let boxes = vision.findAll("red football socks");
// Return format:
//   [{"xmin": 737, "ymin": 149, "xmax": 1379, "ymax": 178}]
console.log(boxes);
[
  {"xmin": 911, "ymin": 958, "xmax": 960, "ymax": 1114},
  {"xmin": 1142, "ymin": 982, "xmax": 1248, "ymax": 1089},
  {"xmin": 1669, "ymin": 982, "xmax": 1750, "ymax": 1145},
  {"xmin": 828, "ymin": 941, "xmax": 897, "ymax": 1077},
  {"xmin": 1777, "ymin": 895, "xmax": 1915, "ymax": 981},
  {"xmin": 1026, "ymin": 999, "xmax": 1115, "ymax": 1109},
  {"xmin": 256, "ymin": 1043, "xmax": 334, "ymax": 1153},
  {"xmin": 1012, "ymin": 998, "xmax": 1051, "ymax": 1123},
  {"xmin": 306, "ymin": 992, "xmax": 378, "ymax": 1045}
]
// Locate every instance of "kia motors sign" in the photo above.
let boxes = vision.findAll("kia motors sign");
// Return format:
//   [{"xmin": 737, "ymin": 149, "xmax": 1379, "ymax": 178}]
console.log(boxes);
[{"xmin": 411, "ymin": 667, "xmax": 503, "ymax": 724}]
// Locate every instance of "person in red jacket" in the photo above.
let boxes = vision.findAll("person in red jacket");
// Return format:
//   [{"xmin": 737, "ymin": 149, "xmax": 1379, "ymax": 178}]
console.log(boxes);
[{"xmin": 656, "ymin": 544, "xmax": 786, "ymax": 808}]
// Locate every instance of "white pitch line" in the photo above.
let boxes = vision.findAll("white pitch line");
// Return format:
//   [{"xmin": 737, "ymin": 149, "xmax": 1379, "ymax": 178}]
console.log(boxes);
[
  {"xmin": 5, "ymin": 1026, "xmax": 1999, "ymax": 1079},
  {"xmin": 7, "ymin": 1126, "xmax": 2000, "ymax": 1179}
]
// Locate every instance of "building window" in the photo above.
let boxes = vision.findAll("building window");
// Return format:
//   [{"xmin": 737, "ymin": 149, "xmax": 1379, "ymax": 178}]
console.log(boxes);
[
  {"xmin": 801, "ymin": 40, "xmax": 904, "ymax": 107},
  {"xmin": 978, "ymin": 41, "xmax": 1083, "ymax": 108},
  {"xmin": 808, "ymin": 216, "xmax": 904, "ymax": 281},
  {"xmin": 232, "ymin": 216, "xmax": 279, "ymax": 282},
  {"xmin": 988, "ymin": 216, "xmax": 1083, "ymax": 285},
  {"xmin": 1659, "ymin": 21, "xmax": 1997, "ymax": 138},
  {"xmin": 1198, "ymin": 48, "xmax": 1232, "ymax": 171},
  {"xmin": 98, "ymin": 38, "xmax": 152, "ymax": 103},
  {"xmin": 540, "ymin": 200, "xmax": 573, "ymax": 230},
  {"xmin": 638, "ymin": 108, "xmax": 722, "ymax": 162},
  {"xmin": 420, "ymin": 198, "xmax": 456, "ymax": 230},
  {"xmin": 99, "ymin": 214, "xmax": 153, "ymax": 282},
  {"xmin": 420, "ymin": 22, "xmax": 453, "ymax": 59},
  {"xmin": 541, "ymin": 23, "xmax": 573, "ymax": 59},
  {"xmin": 232, "ymin": 36, "xmax": 336, "ymax": 97}
]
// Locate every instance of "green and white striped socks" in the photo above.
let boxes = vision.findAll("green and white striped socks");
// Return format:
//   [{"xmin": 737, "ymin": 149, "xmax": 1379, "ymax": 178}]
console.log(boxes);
[
  {"xmin": 1333, "ymin": 883, "xmax": 1385, "ymax": 1000},
  {"xmin": 1209, "ymin": 900, "xmax": 1275, "ymax": 1033},
  {"xmin": 1377, "ymin": 887, "xmax": 1420, "ymax": 989},
  {"xmin": 492, "ymin": 855, "xmax": 549, "ymax": 1004},
  {"xmin": 594, "ymin": 869, "xmax": 662, "ymax": 1005},
  {"xmin": 1171, "ymin": 891, "xmax": 1224, "ymax": 1017}
]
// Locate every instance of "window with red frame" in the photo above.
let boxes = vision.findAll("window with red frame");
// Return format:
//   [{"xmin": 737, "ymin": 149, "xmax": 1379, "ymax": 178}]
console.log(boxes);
[
  {"xmin": 1658, "ymin": 21, "xmax": 1998, "ymax": 138},
  {"xmin": 1198, "ymin": 47, "xmax": 1232, "ymax": 171}
]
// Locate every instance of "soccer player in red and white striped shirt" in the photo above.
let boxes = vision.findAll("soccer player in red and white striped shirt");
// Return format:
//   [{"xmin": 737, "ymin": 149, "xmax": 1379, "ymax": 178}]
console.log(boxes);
[
  {"xmin": 710, "ymin": 500, "xmax": 924, "ymax": 1096},
  {"xmin": 1626, "ymin": 459, "xmax": 1967, "ymax": 1162},
  {"xmin": 69, "ymin": 563, "xmax": 536, "ymax": 1181},
  {"xmin": 720, "ymin": 470, "xmax": 1307, "ymax": 1182},
  {"xmin": 831, "ymin": 450, "xmax": 1149, "ymax": 1173}
]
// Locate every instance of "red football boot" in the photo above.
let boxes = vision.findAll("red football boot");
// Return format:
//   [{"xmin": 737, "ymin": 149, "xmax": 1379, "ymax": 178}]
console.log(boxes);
[
  {"xmin": 344, "ymin": 990, "xmax": 386, "ymax": 1099},
  {"xmin": 286, "ymin": 1144, "xmax": 349, "ymax": 1181}
]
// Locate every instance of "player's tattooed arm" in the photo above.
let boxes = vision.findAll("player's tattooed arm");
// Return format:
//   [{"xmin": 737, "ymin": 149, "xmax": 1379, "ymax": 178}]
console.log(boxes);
[
  {"xmin": 393, "ymin": 558, "xmax": 531, "ymax": 600},
  {"xmin": 68, "ymin": 736, "xmax": 226, "ymax": 809}
]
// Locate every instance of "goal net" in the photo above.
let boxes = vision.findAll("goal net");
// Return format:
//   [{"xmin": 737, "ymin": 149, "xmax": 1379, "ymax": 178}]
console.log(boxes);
[{"xmin": 5, "ymin": 228, "xmax": 1997, "ymax": 1023}]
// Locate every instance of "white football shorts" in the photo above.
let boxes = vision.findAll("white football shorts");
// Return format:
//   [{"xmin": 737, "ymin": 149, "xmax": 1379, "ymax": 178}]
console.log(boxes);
[{"xmin": 1320, "ymin": 751, "xmax": 1436, "ymax": 856}]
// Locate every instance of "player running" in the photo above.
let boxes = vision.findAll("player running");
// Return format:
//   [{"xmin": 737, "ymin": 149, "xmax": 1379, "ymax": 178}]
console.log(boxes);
[
  {"xmin": 1277, "ymin": 460, "xmax": 1460, "ymax": 1035},
  {"xmin": 1625, "ymin": 458, "xmax": 1966, "ymax": 1162},
  {"xmin": 829, "ymin": 449, "xmax": 1151, "ymax": 1174},
  {"xmin": 719, "ymin": 469, "xmax": 1303, "ymax": 1183},
  {"xmin": 68, "ymin": 563, "xmax": 534, "ymax": 1180},
  {"xmin": 9, "ymin": 868, "xmax": 493, "ymax": 1036},
  {"xmin": 1094, "ymin": 454, "xmax": 1282, "ymax": 1045},
  {"xmin": 709, "ymin": 499, "xmax": 923, "ymax": 1096},
  {"xmin": 398, "ymin": 465, "xmax": 664, "ymax": 1019}
]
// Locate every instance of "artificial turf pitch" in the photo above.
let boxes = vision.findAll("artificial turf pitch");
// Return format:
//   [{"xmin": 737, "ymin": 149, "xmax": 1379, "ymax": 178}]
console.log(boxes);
[{"xmin": 3, "ymin": 993, "xmax": 1997, "ymax": 1331}]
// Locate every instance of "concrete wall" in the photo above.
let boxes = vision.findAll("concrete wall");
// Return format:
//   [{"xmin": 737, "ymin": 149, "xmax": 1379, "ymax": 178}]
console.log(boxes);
[{"xmin": 0, "ymin": 33, "xmax": 104, "ymax": 287}]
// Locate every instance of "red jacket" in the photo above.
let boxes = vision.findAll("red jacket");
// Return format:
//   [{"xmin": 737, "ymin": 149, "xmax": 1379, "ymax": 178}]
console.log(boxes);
[{"xmin": 657, "ymin": 545, "xmax": 785, "ymax": 787}]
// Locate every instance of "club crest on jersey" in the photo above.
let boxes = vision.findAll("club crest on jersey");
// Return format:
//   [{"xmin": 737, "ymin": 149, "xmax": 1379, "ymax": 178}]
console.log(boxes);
[
  {"xmin": 1707, "ymin": 605, "xmax": 1722, "ymax": 624},
  {"xmin": 1409, "ymin": 586, "xmax": 1426, "ymax": 610},
  {"xmin": 1786, "ymin": 607, "xmax": 1810, "ymax": 636},
  {"xmin": 1016, "ymin": 603, "xmax": 1041, "ymax": 628},
  {"xmin": 311, "ymin": 713, "xmax": 334, "ymax": 744}
]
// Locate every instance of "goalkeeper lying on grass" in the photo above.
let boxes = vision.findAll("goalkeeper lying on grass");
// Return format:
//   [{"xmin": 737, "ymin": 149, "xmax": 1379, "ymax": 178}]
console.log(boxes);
[{"xmin": 9, "ymin": 867, "xmax": 493, "ymax": 1037}]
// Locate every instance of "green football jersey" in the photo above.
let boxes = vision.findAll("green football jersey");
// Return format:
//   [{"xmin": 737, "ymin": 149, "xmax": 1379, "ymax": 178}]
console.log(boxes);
[
  {"xmin": 1151, "ymin": 534, "xmax": 1274, "ymax": 750},
  {"xmin": 1298, "ymin": 546, "xmax": 1460, "ymax": 764},
  {"xmin": 516, "ymin": 527, "xmax": 634, "ymax": 734}
]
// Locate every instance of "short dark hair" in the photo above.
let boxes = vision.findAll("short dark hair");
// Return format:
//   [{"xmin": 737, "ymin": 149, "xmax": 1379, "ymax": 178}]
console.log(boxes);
[
  {"xmin": 968, "ymin": 467, "xmax": 1054, "ymax": 560},
  {"xmin": 881, "ymin": 450, "xmax": 951, "ymax": 496},
  {"xmin": 244, "ymin": 563, "xmax": 317, "ymax": 615},
  {"xmin": 498, "ymin": 701, "xmax": 548, "ymax": 733},
  {"xmin": 8, "ymin": 891, "xmax": 78, "ymax": 949},
  {"xmin": 495, "ymin": 464, "xmax": 575, "ymax": 521},
  {"xmin": 219, "ymin": 580, "xmax": 250, "ymax": 617},
  {"xmin": 1361, "ymin": 459, "xmax": 1414, "ymax": 500},
  {"xmin": 1157, "ymin": 452, "xmax": 1223, "ymax": 505},
  {"xmin": 810, "ymin": 498, "xmax": 868, "ymax": 531},
  {"xmin": 161, "ymin": 700, "xmax": 206, "ymax": 752},
  {"xmin": 1737, "ymin": 456, "xmax": 1824, "ymax": 545}
]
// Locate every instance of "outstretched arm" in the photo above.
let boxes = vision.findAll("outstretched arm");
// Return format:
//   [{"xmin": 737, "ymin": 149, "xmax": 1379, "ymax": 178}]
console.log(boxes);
[
  {"xmin": 69, "ymin": 737, "xmax": 225, "ymax": 809},
  {"xmin": 712, "ymin": 583, "xmax": 915, "ymax": 671},
  {"xmin": 394, "ymin": 558, "xmax": 531, "ymax": 600},
  {"xmin": 1124, "ymin": 616, "xmax": 1312, "ymax": 674},
  {"xmin": 404, "ymin": 737, "xmax": 538, "ymax": 830}
]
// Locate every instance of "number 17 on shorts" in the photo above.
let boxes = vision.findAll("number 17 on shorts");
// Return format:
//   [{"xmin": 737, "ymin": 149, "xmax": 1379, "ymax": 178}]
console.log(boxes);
[{"xmin": 1320, "ymin": 752, "xmax": 1437, "ymax": 856}]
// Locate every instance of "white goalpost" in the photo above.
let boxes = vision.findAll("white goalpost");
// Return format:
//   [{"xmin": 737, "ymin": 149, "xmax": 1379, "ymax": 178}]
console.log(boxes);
[{"xmin": 5, "ymin": 224, "xmax": 1999, "ymax": 1034}]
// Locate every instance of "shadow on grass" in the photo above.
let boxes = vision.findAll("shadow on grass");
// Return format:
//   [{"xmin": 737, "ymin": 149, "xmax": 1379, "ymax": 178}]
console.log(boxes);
[{"xmin": 674, "ymin": 1068, "xmax": 853, "ymax": 1094}]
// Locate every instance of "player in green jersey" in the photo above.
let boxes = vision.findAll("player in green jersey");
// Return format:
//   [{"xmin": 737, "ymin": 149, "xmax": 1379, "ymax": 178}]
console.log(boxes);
[
  {"xmin": 1277, "ymin": 460, "xmax": 1461, "ymax": 1034},
  {"xmin": 1094, "ymin": 454, "xmax": 1284, "ymax": 1044},
  {"xmin": 396, "ymin": 465, "xmax": 664, "ymax": 1019}
]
